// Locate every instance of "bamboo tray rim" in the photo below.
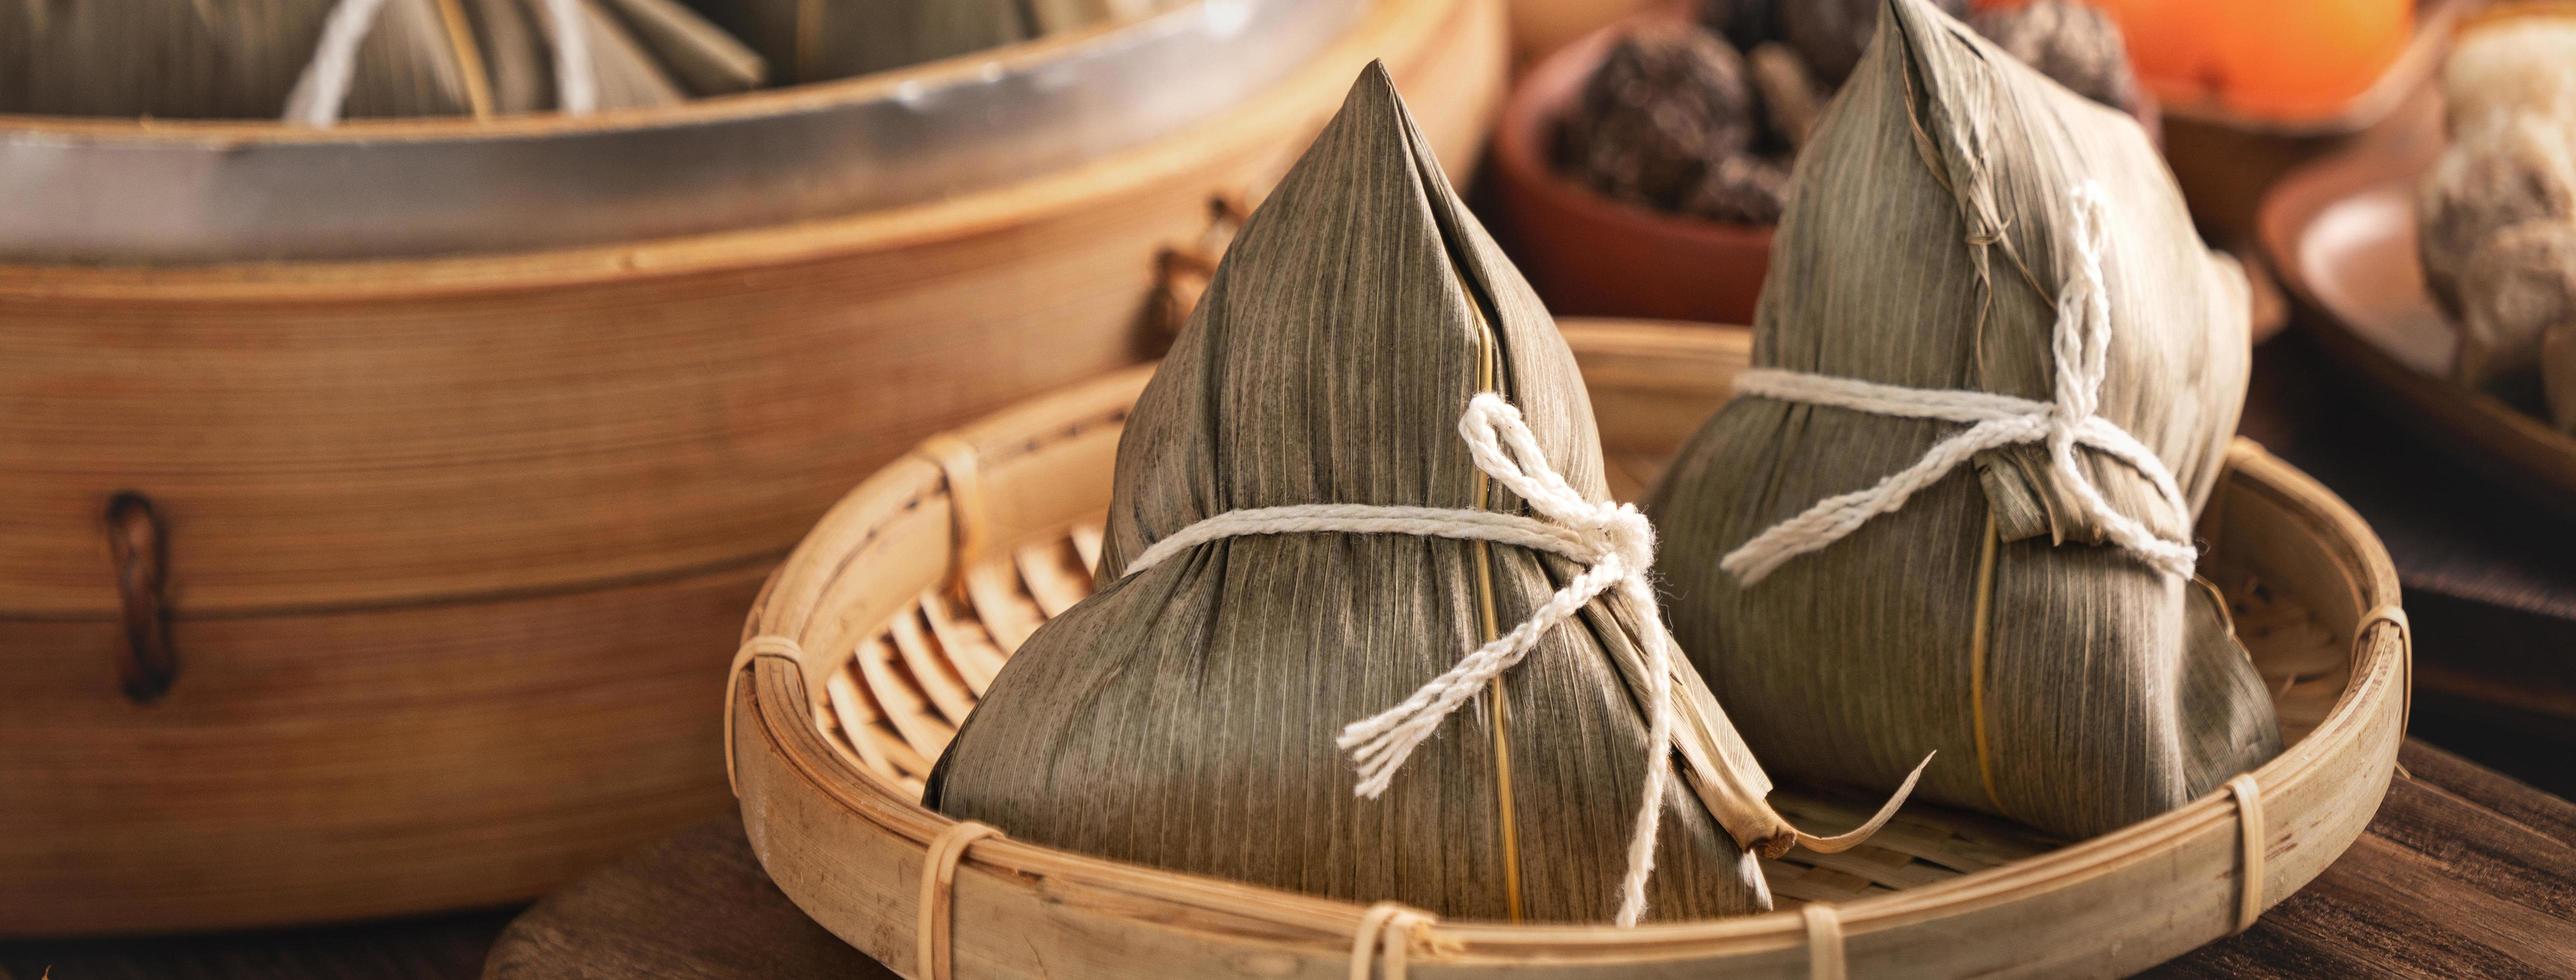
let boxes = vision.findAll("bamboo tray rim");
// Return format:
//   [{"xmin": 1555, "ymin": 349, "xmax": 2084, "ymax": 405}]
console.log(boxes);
[
  {"xmin": 0, "ymin": 0, "xmax": 1446, "ymax": 296},
  {"xmin": 732, "ymin": 323, "xmax": 2409, "ymax": 970}
]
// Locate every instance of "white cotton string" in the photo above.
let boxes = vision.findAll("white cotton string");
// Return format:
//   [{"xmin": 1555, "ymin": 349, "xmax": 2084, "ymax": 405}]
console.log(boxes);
[
  {"xmin": 1721, "ymin": 182, "xmax": 2197, "ymax": 586},
  {"xmin": 1120, "ymin": 393, "xmax": 1678, "ymax": 927},
  {"xmin": 287, "ymin": 0, "xmax": 597, "ymax": 127}
]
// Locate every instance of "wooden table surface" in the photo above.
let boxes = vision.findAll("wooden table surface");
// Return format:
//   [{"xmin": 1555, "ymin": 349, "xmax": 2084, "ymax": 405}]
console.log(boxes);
[
  {"xmin": 14, "ymin": 740, "xmax": 2555, "ymax": 980},
  {"xmin": 482, "ymin": 740, "xmax": 2564, "ymax": 979}
]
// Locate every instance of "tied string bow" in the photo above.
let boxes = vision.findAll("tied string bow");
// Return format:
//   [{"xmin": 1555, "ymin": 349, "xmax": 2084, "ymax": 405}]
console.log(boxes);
[
  {"xmin": 1721, "ymin": 182, "xmax": 2198, "ymax": 586},
  {"xmin": 1120, "ymin": 393, "xmax": 1679, "ymax": 927}
]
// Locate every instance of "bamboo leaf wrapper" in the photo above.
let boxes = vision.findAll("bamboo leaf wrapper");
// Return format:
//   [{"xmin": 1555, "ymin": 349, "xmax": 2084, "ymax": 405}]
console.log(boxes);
[
  {"xmin": 929, "ymin": 65, "xmax": 1794, "ymax": 922},
  {"xmin": 1648, "ymin": 0, "xmax": 2279, "ymax": 840}
]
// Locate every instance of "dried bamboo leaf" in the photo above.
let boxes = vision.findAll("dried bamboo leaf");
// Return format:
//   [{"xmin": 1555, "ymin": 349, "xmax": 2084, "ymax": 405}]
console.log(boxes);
[
  {"xmin": 929, "ymin": 65, "xmax": 1785, "ymax": 922},
  {"xmin": 475, "ymin": 0, "xmax": 550, "ymax": 112},
  {"xmin": 597, "ymin": 0, "xmax": 765, "ymax": 96},
  {"xmin": 1648, "ymin": 0, "xmax": 2277, "ymax": 840},
  {"xmin": 524, "ymin": 0, "xmax": 685, "ymax": 110},
  {"xmin": 337, "ymin": 0, "xmax": 479, "ymax": 119}
]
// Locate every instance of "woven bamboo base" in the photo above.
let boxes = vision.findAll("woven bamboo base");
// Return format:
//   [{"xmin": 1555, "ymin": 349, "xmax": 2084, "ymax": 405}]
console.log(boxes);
[{"xmin": 793, "ymin": 475, "xmax": 2351, "ymax": 911}]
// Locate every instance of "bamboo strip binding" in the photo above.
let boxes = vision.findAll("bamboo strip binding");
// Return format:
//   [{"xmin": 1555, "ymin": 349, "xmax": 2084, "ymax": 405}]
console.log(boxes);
[
  {"xmin": 919, "ymin": 435, "xmax": 990, "ymax": 597},
  {"xmin": 918, "ymin": 821, "xmax": 1006, "ymax": 980},
  {"xmin": 2224, "ymin": 775, "xmax": 2266, "ymax": 934},
  {"xmin": 2359, "ymin": 605, "xmax": 2412, "ymax": 736},
  {"xmin": 1802, "ymin": 903, "xmax": 1845, "ymax": 980},
  {"xmin": 725, "ymin": 635, "xmax": 805, "ymax": 792}
]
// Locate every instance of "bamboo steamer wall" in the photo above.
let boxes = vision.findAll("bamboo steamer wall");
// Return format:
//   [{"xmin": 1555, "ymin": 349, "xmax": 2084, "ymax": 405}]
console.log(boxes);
[{"xmin": 0, "ymin": 0, "xmax": 1506, "ymax": 935}]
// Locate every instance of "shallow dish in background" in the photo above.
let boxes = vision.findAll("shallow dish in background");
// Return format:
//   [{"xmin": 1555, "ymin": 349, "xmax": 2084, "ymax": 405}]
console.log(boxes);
[
  {"xmin": 729, "ymin": 318, "xmax": 2406, "ymax": 978},
  {"xmin": 2258, "ymin": 109, "xmax": 2576, "ymax": 519}
]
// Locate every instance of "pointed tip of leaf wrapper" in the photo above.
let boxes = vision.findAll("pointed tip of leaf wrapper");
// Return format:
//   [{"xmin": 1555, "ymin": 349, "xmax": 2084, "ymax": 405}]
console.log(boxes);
[
  {"xmin": 1879, "ymin": 0, "xmax": 1977, "ymax": 71},
  {"xmin": 1184, "ymin": 57, "xmax": 1501, "ymax": 364},
  {"xmin": 1326, "ymin": 58, "xmax": 1409, "ymax": 143},
  {"xmin": 1357, "ymin": 57, "xmax": 1396, "ymax": 89},
  {"xmin": 1768, "ymin": 751, "xmax": 1934, "ymax": 858}
]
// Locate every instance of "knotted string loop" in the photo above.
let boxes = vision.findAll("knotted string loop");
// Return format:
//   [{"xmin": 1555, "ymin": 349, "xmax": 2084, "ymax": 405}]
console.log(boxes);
[
  {"xmin": 722, "ymin": 635, "xmax": 805, "ymax": 794},
  {"xmin": 1120, "ymin": 393, "xmax": 1678, "ymax": 926},
  {"xmin": 1722, "ymin": 183, "xmax": 2197, "ymax": 586}
]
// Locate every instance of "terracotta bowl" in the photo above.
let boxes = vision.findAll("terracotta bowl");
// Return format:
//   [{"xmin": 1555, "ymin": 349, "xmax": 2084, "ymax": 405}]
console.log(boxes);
[
  {"xmin": 1492, "ymin": 11, "xmax": 2162, "ymax": 328},
  {"xmin": 1490, "ymin": 17, "xmax": 1773, "ymax": 326}
]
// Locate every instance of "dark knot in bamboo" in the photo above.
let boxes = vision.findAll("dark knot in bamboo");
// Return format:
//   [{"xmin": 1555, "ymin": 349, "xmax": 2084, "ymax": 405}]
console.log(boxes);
[{"xmin": 105, "ymin": 491, "xmax": 178, "ymax": 703}]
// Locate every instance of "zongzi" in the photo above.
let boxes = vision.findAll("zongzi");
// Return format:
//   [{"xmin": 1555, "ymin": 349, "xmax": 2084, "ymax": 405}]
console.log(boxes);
[
  {"xmin": 1649, "ymin": 0, "xmax": 2277, "ymax": 841},
  {"xmin": 0, "ymin": 0, "xmax": 761, "ymax": 122},
  {"xmin": 928, "ymin": 63, "xmax": 1905, "ymax": 924}
]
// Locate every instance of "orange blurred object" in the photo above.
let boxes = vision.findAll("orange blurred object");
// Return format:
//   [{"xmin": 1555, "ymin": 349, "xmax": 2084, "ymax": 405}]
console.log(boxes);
[
  {"xmin": 1979, "ymin": 0, "xmax": 2414, "ymax": 119},
  {"xmin": 2199, "ymin": 0, "xmax": 2415, "ymax": 116}
]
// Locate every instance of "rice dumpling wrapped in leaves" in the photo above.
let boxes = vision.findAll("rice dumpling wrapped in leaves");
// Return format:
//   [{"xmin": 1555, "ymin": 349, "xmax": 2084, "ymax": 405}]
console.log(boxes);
[
  {"xmin": 0, "ymin": 0, "xmax": 760, "ymax": 121},
  {"xmin": 1648, "ymin": 0, "xmax": 2278, "ymax": 840},
  {"xmin": 929, "ymin": 64, "xmax": 1898, "ymax": 923}
]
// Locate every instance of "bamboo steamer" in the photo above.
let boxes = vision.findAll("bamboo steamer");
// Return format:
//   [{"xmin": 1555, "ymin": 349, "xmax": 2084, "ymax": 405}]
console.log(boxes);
[
  {"xmin": 0, "ymin": 0, "xmax": 1507, "ymax": 936},
  {"xmin": 0, "ymin": 0, "xmax": 1364, "ymax": 262},
  {"xmin": 729, "ymin": 319, "xmax": 2410, "ymax": 978}
]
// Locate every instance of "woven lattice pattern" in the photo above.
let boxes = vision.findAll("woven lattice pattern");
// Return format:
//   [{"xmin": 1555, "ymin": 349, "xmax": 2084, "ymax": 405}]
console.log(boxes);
[{"xmin": 808, "ymin": 498, "xmax": 2341, "ymax": 907}]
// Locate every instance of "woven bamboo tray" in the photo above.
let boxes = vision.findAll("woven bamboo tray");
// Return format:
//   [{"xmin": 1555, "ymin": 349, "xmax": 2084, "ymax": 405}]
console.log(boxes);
[
  {"xmin": 0, "ymin": 0, "xmax": 1504, "ymax": 936},
  {"xmin": 729, "ymin": 319, "xmax": 2410, "ymax": 978}
]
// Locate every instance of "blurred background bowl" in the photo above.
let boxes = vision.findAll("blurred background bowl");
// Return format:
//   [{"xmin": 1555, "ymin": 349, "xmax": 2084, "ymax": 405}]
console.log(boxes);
[{"xmin": 1489, "ymin": 13, "xmax": 1773, "ymax": 326}]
